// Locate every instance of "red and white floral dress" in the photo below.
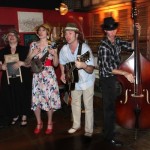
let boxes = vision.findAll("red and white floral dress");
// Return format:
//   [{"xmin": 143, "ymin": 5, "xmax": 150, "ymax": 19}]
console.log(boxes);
[{"xmin": 30, "ymin": 42, "xmax": 61, "ymax": 111}]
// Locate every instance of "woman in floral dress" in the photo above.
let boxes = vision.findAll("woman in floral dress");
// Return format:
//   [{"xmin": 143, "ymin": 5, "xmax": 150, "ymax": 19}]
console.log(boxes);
[{"xmin": 26, "ymin": 23, "xmax": 61, "ymax": 134}]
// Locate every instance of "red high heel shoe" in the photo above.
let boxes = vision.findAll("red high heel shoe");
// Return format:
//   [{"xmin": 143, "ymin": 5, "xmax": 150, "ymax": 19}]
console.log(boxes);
[
  {"xmin": 45, "ymin": 124, "xmax": 53, "ymax": 135},
  {"xmin": 34, "ymin": 122, "xmax": 43, "ymax": 134}
]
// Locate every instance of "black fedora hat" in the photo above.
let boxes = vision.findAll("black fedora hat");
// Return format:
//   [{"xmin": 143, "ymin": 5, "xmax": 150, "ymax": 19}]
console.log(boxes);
[{"xmin": 101, "ymin": 17, "xmax": 119, "ymax": 31}]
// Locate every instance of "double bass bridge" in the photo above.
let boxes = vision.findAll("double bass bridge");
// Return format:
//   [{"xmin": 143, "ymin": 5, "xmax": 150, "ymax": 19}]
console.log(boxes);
[{"xmin": 120, "ymin": 89, "xmax": 150, "ymax": 104}]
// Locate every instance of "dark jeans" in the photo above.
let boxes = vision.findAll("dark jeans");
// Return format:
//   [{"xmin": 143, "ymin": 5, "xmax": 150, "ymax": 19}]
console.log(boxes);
[{"xmin": 100, "ymin": 76, "xmax": 118, "ymax": 140}]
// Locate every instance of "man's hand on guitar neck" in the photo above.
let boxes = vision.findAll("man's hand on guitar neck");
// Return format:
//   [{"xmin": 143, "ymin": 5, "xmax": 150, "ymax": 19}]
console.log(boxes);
[{"xmin": 75, "ymin": 60, "xmax": 87, "ymax": 69}]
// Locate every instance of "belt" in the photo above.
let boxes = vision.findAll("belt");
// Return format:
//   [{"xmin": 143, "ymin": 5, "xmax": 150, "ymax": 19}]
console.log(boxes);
[{"xmin": 44, "ymin": 59, "xmax": 52, "ymax": 66}]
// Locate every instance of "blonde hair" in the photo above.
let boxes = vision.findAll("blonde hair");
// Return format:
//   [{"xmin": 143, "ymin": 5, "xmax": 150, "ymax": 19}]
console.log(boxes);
[{"xmin": 34, "ymin": 23, "xmax": 52, "ymax": 37}]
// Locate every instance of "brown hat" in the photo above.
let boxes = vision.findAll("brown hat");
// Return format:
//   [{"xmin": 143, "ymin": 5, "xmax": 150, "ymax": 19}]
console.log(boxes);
[
  {"xmin": 101, "ymin": 17, "xmax": 119, "ymax": 31},
  {"xmin": 34, "ymin": 23, "xmax": 52, "ymax": 36},
  {"xmin": 64, "ymin": 23, "xmax": 79, "ymax": 32}
]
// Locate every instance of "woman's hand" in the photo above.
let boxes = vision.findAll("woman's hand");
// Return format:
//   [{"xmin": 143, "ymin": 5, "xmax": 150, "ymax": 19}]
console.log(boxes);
[
  {"xmin": 12, "ymin": 61, "xmax": 24, "ymax": 70},
  {"xmin": 32, "ymin": 47, "xmax": 41, "ymax": 57},
  {"xmin": 49, "ymin": 48, "xmax": 57, "ymax": 57},
  {"xmin": 1, "ymin": 63, "xmax": 7, "ymax": 70}
]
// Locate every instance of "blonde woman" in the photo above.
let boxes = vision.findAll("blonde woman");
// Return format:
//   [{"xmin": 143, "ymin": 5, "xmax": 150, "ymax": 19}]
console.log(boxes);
[{"xmin": 26, "ymin": 24, "xmax": 61, "ymax": 134}]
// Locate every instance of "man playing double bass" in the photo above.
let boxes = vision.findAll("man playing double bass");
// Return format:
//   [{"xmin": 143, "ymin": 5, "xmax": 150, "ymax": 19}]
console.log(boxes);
[{"xmin": 97, "ymin": 17, "xmax": 141, "ymax": 147}]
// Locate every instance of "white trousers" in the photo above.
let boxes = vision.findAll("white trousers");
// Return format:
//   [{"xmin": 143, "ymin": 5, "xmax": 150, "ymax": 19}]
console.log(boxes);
[{"xmin": 71, "ymin": 85, "xmax": 94, "ymax": 133}]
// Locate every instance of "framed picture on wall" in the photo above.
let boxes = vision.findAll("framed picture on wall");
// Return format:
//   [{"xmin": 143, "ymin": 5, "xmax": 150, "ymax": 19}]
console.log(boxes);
[
  {"xmin": 18, "ymin": 12, "xmax": 43, "ymax": 32},
  {"xmin": 0, "ymin": 25, "xmax": 15, "ymax": 48},
  {"xmin": 24, "ymin": 34, "xmax": 39, "ymax": 46}
]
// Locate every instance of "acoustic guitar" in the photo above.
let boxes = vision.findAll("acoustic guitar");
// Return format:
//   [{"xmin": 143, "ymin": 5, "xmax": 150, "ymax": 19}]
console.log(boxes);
[{"xmin": 64, "ymin": 51, "xmax": 90, "ymax": 91}]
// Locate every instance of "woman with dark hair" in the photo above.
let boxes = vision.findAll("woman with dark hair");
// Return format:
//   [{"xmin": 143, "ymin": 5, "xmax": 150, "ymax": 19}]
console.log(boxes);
[
  {"xmin": 0, "ymin": 29, "xmax": 32, "ymax": 127},
  {"xmin": 25, "ymin": 23, "xmax": 61, "ymax": 135}
]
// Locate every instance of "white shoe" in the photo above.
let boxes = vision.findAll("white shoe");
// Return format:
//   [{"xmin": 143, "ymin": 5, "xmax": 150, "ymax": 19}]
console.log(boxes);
[
  {"xmin": 68, "ymin": 128, "xmax": 80, "ymax": 134},
  {"xmin": 11, "ymin": 116, "xmax": 19, "ymax": 125}
]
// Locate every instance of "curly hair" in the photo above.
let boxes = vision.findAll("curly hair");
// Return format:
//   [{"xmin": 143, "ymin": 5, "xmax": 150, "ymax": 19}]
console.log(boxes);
[{"xmin": 4, "ymin": 29, "xmax": 20, "ymax": 44}]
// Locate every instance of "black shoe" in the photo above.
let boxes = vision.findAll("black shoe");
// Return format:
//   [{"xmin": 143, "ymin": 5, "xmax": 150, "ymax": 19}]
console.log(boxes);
[{"xmin": 108, "ymin": 139, "xmax": 123, "ymax": 147}]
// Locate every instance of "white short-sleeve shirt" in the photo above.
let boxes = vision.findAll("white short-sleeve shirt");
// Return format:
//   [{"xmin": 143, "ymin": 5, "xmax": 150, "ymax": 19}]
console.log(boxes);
[{"xmin": 59, "ymin": 43, "xmax": 95, "ymax": 90}]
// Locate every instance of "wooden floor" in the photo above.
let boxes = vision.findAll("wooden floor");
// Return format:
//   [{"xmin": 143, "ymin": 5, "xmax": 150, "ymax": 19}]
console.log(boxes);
[{"xmin": 0, "ymin": 96, "xmax": 150, "ymax": 150}]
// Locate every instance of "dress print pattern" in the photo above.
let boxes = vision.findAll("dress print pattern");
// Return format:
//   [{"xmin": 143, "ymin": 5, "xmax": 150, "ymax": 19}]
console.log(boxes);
[{"xmin": 31, "ymin": 42, "xmax": 61, "ymax": 111}]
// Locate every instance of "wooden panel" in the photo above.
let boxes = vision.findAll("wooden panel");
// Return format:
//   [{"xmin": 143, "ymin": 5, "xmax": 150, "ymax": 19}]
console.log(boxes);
[
  {"xmin": 87, "ymin": 0, "xmax": 150, "ymax": 59},
  {"xmin": 118, "ymin": 9, "xmax": 128, "ymax": 36},
  {"xmin": 83, "ymin": 0, "xmax": 91, "ymax": 7},
  {"xmin": 74, "ymin": 0, "xmax": 82, "ymax": 9},
  {"xmin": 92, "ymin": 0, "xmax": 101, "ymax": 5},
  {"xmin": 92, "ymin": 13, "xmax": 102, "ymax": 36},
  {"xmin": 86, "ymin": 36, "xmax": 101, "ymax": 53},
  {"xmin": 138, "ymin": 6, "xmax": 148, "ymax": 56},
  {"xmin": 104, "ymin": 12, "xmax": 113, "ymax": 18},
  {"xmin": 147, "ymin": 6, "xmax": 150, "ymax": 59}
]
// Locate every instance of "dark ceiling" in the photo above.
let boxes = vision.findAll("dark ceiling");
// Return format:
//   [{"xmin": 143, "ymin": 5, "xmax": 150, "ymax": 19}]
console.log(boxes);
[{"xmin": 0, "ymin": 0, "xmax": 62, "ymax": 10}]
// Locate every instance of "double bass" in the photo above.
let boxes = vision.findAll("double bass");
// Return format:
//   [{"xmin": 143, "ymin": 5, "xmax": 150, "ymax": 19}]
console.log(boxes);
[{"xmin": 116, "ymin": 0, "xmax": 150, "ymax": 130}]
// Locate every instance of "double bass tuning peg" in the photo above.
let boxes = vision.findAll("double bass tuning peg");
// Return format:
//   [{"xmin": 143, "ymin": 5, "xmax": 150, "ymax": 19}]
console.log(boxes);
[{"xmin": 131, "ymin": 8, "xmax": 139, "ymax": 18}]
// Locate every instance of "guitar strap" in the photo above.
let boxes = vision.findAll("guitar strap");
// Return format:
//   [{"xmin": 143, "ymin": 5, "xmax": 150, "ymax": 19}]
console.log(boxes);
[
  {"xmin": 64, "ymin": 42, "xmax": 84, "ymax": 102},
  {"xmin": 67, "ymin": 42, "xmax": 83, "ymax": 91},
  {"xmin": 40, "ymin": 45, "xmax": 51, "ymax": 62},
  {"xmin": 74, "ymin": 42, "xmax": 82, "ymax": 79},
  {"xmin": 77, "ymin": 42, "xmax": 82, "ymax": 56}
]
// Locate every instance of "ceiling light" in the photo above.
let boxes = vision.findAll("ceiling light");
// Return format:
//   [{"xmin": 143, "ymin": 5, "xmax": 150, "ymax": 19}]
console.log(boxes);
[{"xmin": 55, "ymin": 3, "xmax": 68, "ymax": 15}]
